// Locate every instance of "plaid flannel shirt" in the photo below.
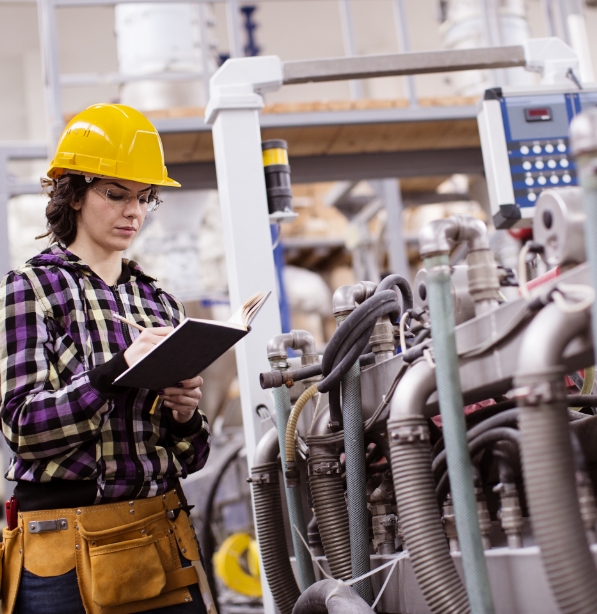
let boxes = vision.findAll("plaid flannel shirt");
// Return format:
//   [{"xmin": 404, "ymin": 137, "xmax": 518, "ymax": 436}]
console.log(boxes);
[{"xmin": 0, "ymin": 244, "xmax": 211, "ymax": 502}]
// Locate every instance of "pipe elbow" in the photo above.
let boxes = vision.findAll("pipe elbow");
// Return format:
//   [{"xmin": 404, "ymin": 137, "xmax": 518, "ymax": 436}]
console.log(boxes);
[
  {"xmin": 418, "ymin": 218, "xmax": 459, "ymax": 258},
  {"xmin": 253, "ymin": 426, "xmax": 280, "ymax": 466},
  {"xmin": 291, "ymin": 330, "xmax": 318, "ymax": 361},
  {"xmin": 267, "ymin": 332, "xmax": 295, "ymax": 360},
  {"xmin": 332, "ymin": 281, "xmax": 377, "ymax": 315},
  {"xmin": 516, "ymin": 302, "xmax": 591, "ymax": 380},
  {"xmin": 389, "ymin": 359, "xmax": 437, "ymax": 420},
  {"xmin": 452, "ymin": 215, "xmax": 490, "ymax": 252}
]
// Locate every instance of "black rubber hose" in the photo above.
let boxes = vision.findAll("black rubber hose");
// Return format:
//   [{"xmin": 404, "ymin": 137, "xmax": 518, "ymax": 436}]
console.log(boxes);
[
  {"xmin": 199, "ymin": 442, "xmax": 244, "ymax": 612},
  {"xmin": 569, "ymin": 395, "xmax": 597, "ymax": 407},
  {"xmin": 250, "ymin": 461, "xmax": 301, "ymax": 614},
  {"xmin": 364, "ymin": 432, "xmax": 391, "ymax": 466},
  {"xmin": 389, "ymin": 416, "xmax": 471, "ymax": 613},
  {"xmin": 260, "ymin": 363, "xmax": 322, "ymax": 389},
  {"xmin": 319, "ymin": 297, "xmax": 400, "ymax": 393},
  {"xmin": 436, "ymin": 427, "xmax": 521, "ymax": 504},
  {"xmin": 308, "ymin": 454, "xmax": 353, "ymax": 581},
  {"xmin": 322, "ymin": 291, "xmax": 399, "ymax": 373},
  {"xmin": 376, "ymin": 274, "xmax": 414, "ymax": 313},
  {"xmin": 432, "ymin": 409, "xmax": 519, "ymax": 478},
  {"xmin": 291, "ymin": 579, "xmax": 374, "ymax": 614}
]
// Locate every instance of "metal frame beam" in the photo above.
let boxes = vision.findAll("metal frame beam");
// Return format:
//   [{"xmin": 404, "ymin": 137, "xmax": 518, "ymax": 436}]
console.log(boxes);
[{"xmin": 283, "ymin": 45, "xmax": 527, "ymax": 84}]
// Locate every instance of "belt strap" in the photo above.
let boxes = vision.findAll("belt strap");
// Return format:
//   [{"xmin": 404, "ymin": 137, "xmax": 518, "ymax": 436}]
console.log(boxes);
[{"xmin": 163, "ymin": 566, "xmax": 199, "ymax": 593}]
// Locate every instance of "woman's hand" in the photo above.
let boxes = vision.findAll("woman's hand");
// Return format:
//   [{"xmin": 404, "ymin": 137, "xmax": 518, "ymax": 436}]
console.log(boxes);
[
  {"xmin": 160, "ymin": 374, "xmax": 203, "ymax": 423},
  {"xmin": 123, "ymin": 327, "xmax": 173, "ymax": 367}
]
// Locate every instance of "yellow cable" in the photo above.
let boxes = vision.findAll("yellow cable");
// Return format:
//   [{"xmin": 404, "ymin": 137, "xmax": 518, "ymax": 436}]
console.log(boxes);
[
  {"xmin": 571, "ymin": 365, "xmax": 594, "ymax": 411},
  {"xmin": 285, "ymin": 384, "xmax": 319, "ymax": 465}
]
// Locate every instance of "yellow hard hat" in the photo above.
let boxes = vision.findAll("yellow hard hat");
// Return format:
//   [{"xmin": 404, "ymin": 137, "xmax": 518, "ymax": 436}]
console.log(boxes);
[{"xmin": 47, "ymin": 103, "xmax": 180, "ymax": 187}]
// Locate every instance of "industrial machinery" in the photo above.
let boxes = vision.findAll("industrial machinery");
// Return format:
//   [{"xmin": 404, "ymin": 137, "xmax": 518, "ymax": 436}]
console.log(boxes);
[
  {"xmin": 248, "ymin": 109, "xmax": 597, "ymax": 614},
  {"xmin": 478, "ymin": 81, "xmax": 597, "ymax": 229}
]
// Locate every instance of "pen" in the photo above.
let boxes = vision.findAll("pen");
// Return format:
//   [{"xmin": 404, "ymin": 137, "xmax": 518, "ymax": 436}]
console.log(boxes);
[{"xmin": 111, "ymin": 312, "xmax": 145, "ymax": 332}]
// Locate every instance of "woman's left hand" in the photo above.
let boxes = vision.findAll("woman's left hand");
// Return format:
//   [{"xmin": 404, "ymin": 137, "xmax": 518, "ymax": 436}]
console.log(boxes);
[{"xmin": 160, "ymin": 375, "xmax": 203, "ymax": 423}]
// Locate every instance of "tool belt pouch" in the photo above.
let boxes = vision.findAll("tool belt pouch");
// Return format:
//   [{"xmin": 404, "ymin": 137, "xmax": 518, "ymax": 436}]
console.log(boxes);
[{"xmin": 79, "ymin": 510, "xmax": 180, "ymax": 609}]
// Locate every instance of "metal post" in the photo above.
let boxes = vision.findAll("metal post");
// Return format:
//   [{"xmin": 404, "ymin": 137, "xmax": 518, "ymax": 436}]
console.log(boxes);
[
  {"xmin": 0, "ymin": 153, "xmax": 11, "ymax": 281},
  {"xmin": 198, "ymin": 2, "xmax": 214, "ymax": 103},
  {"xmin": 556, "ymin": 0, "xmax": 571, "ymax": 44},
  {"xmin": 391, "ymin": 0, "xmax": 418, "ymax": 108},
  {"xmin": 37, "ymin": 0, "xmax": 65, "ymax": 148},
  {"xmin": 479, "ymin": 0, "xmax": 504, "ymax": 86},
  {"xmin": 541, "ymin": 0, "xmax": 558, "ymax": 36},
  {"xmin": 338, "ymin": 0, "xmax": 363, "ymax": 99},
  {"xmin": 205, "ymin": 55, "xmax": 285, "ymax": 614},
  {"xmin": 380, "ymin": 179, "xmax": 409, "ymax": 279},
  {"xmin": 226, "ymin": 0, "xmax": 243, "ymax": 58}
]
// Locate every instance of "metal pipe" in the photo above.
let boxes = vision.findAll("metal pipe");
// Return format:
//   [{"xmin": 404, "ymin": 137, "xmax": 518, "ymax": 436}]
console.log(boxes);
[
  {"xmin": 388, "ymin": 359, "xmax": 471, "ymax": 613},
  {"xmin": 514, "ymin": 302, "xmax": 597, "ymax": 614},
  {"xmin": 271, "ymin": 382, "xmax": 316, "ymax": 591},
  {"xmin": 291, "ymin": 579, "xmax": 374, "ymax": 614},
  {"xmin": 250, "ymin": 427, "xmax": 301, "ymax": 614},
  {"xmin": 306, "ymin": 407, "xmax": 353, "ymax": 581},
  {"xmin": 419, "ymin": 214, "xmax": 496, "ymax": 614}
]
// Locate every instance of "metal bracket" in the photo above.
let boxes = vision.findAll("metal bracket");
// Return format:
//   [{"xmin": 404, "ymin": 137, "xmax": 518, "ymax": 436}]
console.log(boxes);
[
  {"xmin": 512, "ymin": 380, "xmax": 566, "ymax": 406},
  {"xmin": 28, "ymin": 518, "xmax": 68, "ymax": 534}
]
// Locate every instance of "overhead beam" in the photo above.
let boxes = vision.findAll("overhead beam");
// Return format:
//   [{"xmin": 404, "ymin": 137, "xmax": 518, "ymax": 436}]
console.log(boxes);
[
  {"xmin": 167, "ymin": 147, "xmax": 484, "ymax": 190},
  {"xmin": 283, "ymin": 46, "xmax": 526, "ymax": 84}
]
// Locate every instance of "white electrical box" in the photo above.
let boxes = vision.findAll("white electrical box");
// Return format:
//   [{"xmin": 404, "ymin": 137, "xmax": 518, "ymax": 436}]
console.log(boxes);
[{"xmin": 478, "ymin": 86, "xmax": 597, "ymax": 229}]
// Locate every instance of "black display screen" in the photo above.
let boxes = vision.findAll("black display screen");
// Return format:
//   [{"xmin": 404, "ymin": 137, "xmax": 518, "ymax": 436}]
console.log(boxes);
[{"xmin": 524, "ymin": 107, "xmax": 552, "ymax": 122}]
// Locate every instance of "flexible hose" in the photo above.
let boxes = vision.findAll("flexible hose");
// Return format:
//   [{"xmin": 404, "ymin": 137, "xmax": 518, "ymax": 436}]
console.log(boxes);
[
  {"xmin": 342, "ymin": 359, "xmax": 373, "ymax": 604},
  {"xmin": 291, "ymin": 579, "xmax": 374, "ymax": 614},
  {"xmin": 250, "ymin": 428, "xmax": 301, "ymax": 614},
  {"xmin": 424, "ymin": 253, "xmax": 495, "ymax": 614},
  {"xmin": 272, "ymin": 384, "xmax": 316, "ymax": 591},
  {"xmin": 199, "ymin": 442, "xmax": 244, "ymax": 611},
  {"xmin": 514, "ymin": 302, "xmax": 597, "ymax": 614},
  {"xmin": 308, "ymin": 454, "xmax": 353, "ymax": 581},
  {"xmin": 436, "ymin": 427, "xmax": 521, "ymax": 505},
  {"xmin": 286, "ymin": 384, "xmax": 319, "ymax": 464},
  {"xmin": 376, "ymin": 273, "xmax": 414, "ymax": 313},
  {"xmin": 388, "ymin": 415, "xmax": 471, "ymax": 614}
]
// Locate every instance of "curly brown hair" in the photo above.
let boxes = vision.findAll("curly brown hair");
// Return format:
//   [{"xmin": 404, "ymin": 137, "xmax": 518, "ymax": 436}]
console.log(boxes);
[
  {"xmin": 38, "ymin": 175, "xmax": 96, "ymax": 245},
  {"xmin": 38, "ymin": 175, "xmax": 160, "ymax": 246}
]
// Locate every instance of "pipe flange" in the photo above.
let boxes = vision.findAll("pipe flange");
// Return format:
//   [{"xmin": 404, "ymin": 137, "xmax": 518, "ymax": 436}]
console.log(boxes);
[
  {"xmin": 389, "ymin": 424, "xmax": 430, "ymax": 443},
  {"xmin": 512, "ymin": 380, "xmax": 567, "ymax": 406}
]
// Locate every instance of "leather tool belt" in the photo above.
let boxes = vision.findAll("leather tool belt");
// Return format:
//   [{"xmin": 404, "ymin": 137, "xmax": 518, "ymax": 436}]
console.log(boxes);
[{"xmin": 0, "ymin": 489, "xmax": 216, "ymax": 614}]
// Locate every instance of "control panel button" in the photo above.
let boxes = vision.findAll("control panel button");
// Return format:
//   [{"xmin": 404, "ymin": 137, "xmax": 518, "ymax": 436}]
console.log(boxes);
[
  {"xmin": 523, "ymin": 161, "xmax": 532, "ymax": 170},
  {"xmin": 550, "ymin": 175, "xmax": 559, "ymax": 184},
  {"xmin": 528, "ymin": 192, "xmax": 537, "ymax": 202},
  {"xmin": 537, "ymin": 176, "xmax": 547, "ymax": 185},
  {"xmin": 557, "ymin": 143, "xmax": 567, "ymax": 153},
  {"xmin": 525, "ymin": 177, "xmax": 534, "ymax": 186},
  {"xmin": 535, "ymin": 160, "xmax": 545, "ymax": 170},
  {"xmin": 532, "ymin": 145, "xmax": 542, "ymax": 154},
  {"xmin": 563, "ymin": 174, "xmax": 572, "ymax": 183},
  {"xmin": 560, "ymin": 158, "xmax": 569, "ymax": 168},
  {"xmin": 520, "ymin": 145, "xmax": 530, "ymax": 155},
  {"xmin": 547, "ymin": 160, "xmax": 557, "ymax": 169},
  {"xmin": 545, "ymin": 144, "xmax": 555, "ymax": 154}
]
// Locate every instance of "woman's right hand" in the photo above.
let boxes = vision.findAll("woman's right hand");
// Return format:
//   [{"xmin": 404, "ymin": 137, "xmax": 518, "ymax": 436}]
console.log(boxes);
[{"xmin": 123, "ymin": 327, "xmax": 173, "ymax": 367}]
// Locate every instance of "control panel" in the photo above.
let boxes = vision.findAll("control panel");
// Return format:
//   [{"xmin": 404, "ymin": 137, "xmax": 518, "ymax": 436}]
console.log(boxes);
[{"xmin": 477, "ymin": 86, "xmax": 597, "ymax": 229}]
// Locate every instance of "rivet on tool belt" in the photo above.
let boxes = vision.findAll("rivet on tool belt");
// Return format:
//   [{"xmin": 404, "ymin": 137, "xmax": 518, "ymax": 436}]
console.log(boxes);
[{"xmin": 28, "ymin": 519, "xmax": 68, "ymax": 534}]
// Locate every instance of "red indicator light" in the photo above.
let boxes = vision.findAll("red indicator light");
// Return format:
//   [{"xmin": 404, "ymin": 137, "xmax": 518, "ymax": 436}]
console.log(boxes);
[{"xmin": 525, "ymin": 107, "xmax": 552, "ymax": 122}]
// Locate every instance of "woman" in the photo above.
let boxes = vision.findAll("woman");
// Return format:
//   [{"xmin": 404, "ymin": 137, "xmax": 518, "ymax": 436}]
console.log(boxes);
[{"xmin": 0, "ymin": 104, "xmax": 213, "ymax": 614}]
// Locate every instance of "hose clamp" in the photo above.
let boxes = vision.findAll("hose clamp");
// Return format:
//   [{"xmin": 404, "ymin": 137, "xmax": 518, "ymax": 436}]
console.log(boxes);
[
  {"xmin": 512, "ymin": 380, "xmax": 566, "ymax": 406},
  {"xmin": 390, "ymin": 424, "xmax": 429, "ymax": 443},
  {"xmin": 309, "ymin": 460, "xmax": 342, "ymax": 476},
  {"xmin": 247, "ymin": 472, "xmax": 274, "ymax": 485}
]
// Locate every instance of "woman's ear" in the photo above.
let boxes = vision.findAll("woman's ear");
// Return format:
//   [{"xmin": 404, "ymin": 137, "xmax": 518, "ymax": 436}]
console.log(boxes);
[{"xmin": 71, "ymin": 199, "xmax": 82, "ymax": 212}]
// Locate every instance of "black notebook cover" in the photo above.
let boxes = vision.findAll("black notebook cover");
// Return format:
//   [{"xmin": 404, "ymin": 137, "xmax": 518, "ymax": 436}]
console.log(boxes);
[{"xmin": 113, "ymin": 319, "xmax": 248, "ymax": 390}]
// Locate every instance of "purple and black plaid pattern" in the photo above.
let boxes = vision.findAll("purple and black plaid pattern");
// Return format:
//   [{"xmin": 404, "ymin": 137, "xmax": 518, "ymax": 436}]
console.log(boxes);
[{"xmin": 0, "ymin": 244, "xmax": 210, "ymax": 502}]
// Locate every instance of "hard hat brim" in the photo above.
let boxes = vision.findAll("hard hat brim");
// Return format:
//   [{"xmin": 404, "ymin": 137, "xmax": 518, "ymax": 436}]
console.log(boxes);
[{"xmin": 47, "ymin": 165, "xmax": 181, "ymax": 188}]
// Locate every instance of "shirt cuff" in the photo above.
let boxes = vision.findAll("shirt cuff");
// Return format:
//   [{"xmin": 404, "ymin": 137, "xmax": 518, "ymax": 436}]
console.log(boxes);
[
  {"xmin": 167, "ymin": 409, "xmax": 204, "ymax": 439},
  {"xmin": 88, "ymin": 350, "xmax": 130, "ymax": 399}
]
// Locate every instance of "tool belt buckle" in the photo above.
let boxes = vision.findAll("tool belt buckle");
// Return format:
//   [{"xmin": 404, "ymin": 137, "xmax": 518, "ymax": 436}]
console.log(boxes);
[{"xmin": 28, "ymin": 518, "xmax": 68, "ymax": 534}]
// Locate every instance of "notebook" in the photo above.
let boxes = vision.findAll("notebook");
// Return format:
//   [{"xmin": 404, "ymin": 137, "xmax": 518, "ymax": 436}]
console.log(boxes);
[{"xmin": 113, "ymin": 290, "xmax": 271, "ymax": 390}]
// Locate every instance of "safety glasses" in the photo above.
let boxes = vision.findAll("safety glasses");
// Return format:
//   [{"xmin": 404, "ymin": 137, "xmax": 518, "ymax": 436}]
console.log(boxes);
[{"xmin": 92, "ymin": 186, "xmax": 161, "ymax": 212}]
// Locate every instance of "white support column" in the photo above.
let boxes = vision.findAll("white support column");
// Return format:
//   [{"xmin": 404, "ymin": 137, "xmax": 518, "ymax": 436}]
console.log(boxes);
[{"xmin": 205, "ymin": 56, "xmax": 284, "ymax": 614}]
